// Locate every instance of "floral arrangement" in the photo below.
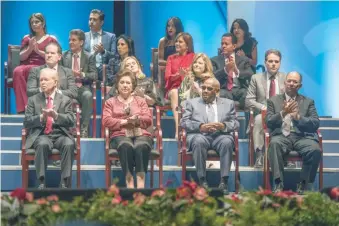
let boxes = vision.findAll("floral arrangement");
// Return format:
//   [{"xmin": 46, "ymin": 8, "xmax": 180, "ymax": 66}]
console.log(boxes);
[{"xmin": 2, "ymin": 184, "xmax": 339, "ymax": 226}]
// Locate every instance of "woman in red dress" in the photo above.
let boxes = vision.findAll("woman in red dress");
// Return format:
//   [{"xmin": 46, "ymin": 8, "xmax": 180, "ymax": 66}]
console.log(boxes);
[
  {"xmin": 165, "ymin": 32, "xmax": 195, "ymax": 139},
  {"xmin": 13, "ymin": 13, "xmax": 57, "ymax": 113}
]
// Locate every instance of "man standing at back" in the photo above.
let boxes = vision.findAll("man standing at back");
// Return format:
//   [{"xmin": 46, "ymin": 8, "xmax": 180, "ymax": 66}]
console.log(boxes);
[
  {"xmin": 84, "ymin": 9, "xmax": 116, "ymax": 81},
  {"xmin": 245, "ymin": 49, "xmax": 286, "ymax": 167}
]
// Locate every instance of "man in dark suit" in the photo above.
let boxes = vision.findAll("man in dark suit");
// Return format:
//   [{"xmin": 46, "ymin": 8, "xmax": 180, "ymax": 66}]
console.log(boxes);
[
  {"xmin": 246, "ymin": 49, "xmax": 286, "ymax": 167},
  {"xmin": 27, "ymin": 42, "xmax": 77, "ymax": 100},
  {"xmin": 181, "ymin": 78, "xmax": 239, "ymax": 194},
  {"xmin": 24, "ymin": 68, "xmax": 75, "ymax": 189},
  {"xmin": 211, "ymin": 33, "xmax": 253, "ymax": 109},
  {"xmin": 61, "ymin": 29, "xmax": 98, "ymax": 137},
  {"xmin": 84, "ymin": 9, "xmax": 116, "ymax": 80},
  {"xmin": 266, "ymin": 71, "xmax": 321, "ymax": 194}
]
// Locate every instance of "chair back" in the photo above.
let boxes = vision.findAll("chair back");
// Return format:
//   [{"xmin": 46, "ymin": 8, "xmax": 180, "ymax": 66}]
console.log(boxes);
[{"xmin": 7, "ymin": 45, "xmax": 21, "ymax": 79}]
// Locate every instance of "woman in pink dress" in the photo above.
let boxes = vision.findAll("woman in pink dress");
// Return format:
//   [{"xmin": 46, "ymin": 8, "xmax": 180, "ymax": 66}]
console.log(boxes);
[
  {"xmin": 13, "ymin": 13, "xmax": 57, "ymax": 113},
  {"xmin": 165, "ymin": 32, "xmax": 195, "ymax": 139}
]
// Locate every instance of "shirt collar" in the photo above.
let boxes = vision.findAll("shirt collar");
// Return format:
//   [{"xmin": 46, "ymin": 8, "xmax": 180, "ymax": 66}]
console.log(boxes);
[
  {"xmin": 205, "ymin": 97, "xmax": 217, "ymax": 105},
  {"xmin": 92, "ymin": 29, "xmax": 102, "ymax": 36},
  {"xmin": 267, "ymin": 71, "xmax": 278, "ymax": 80},
  {"xmin": 72, "ymin": 50, "xmax": 82, "ymax": 57},
  {"xmin": 46, "ymin": 89, "xmax": 56, "ymax": 100},
  {"xmin": 285, "ymin": 93, "xmax": 296, "ymax": 102},
  {"xmin": 47, "ymin": 64, "xmax": 58, "ymax": 71}
]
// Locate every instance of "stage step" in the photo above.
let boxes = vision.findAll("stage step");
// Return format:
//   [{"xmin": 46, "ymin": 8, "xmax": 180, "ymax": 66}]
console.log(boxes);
[{"xmin": 1, "ymin": 165, "xmax": 338, "ymax": 191}]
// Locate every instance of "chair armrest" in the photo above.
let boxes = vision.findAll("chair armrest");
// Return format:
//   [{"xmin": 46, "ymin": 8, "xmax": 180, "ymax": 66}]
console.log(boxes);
[
  {"xmin": 155, "ymin": 106, "xmax": 161, "ymax": 130},
  {"xmin": 105, "ymin": 128, "xmax": 110, "ymax": 159},
  {"xmin": 102, "ymin": 64, "xmax": 107, "ymax": 84},
  {"xmin": 21, "ymin": 128, "xmax": 27, "ymax": 155},
  {"xmin": 75, "ymin": 105, "xmax": 81, "ymax": 153},
  {"xmin": 261, "ymin": 109, "xmax": 267, "ymax": 131},
  {"xmin": 234, "ymin": 131, "xmax": 239, "ymax": 154},
  {"xmin": 249, "ymin": 108, "xmax": 254, "ymax": 131}
]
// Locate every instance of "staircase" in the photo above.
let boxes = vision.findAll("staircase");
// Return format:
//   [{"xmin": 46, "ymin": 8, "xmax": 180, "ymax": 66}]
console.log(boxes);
[{"xmin": 1, "ymin": 114, "xmax": 338, "ymax": 191}]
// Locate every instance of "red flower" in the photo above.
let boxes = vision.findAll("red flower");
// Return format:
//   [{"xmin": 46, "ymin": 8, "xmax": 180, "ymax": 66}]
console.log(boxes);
[
  {"xmin": 10, "ymin": 188, "xmax": 26, "ymax": 201},
  {"xmin": 133, "ymin": 192, "xmax": 146, "ymax": 206},
  {"xmin": 151, "ymin": 189, "xmax": 165, "ymax": 198},
  {"xmin": 36, "ymin": 198, "xmax": 48, "ymax": 205},
  {"xmin": 108, "ymin": 184, "xmax": 120, "ymax": 196},
  {"xmin": 122, "ymin": 200, "xmax": 129, "ymax": 206},
  {"xmin": 47, "ymin": 195, "xmax": 59, "ymax": 202},
  {"xmin": 330, "ymin": 187, "xmax": 339, "ymax": 201},
  {"xmin": 183, "ymin": 180, "xmax": 198, "ymax": 192},
  {"xmin": 193, "ymin": 187, "xmax": 208, "ymax": 201},
  {"xmin": 111, "ymin": 195, "xmax": 122, "ymax": 205},
  {"xmin": 256, "ymin": 187, "xmax": 272, "ymax": 196},
  {"xmin": 274, "ymin": 192, "xmax": 289, "ymax": 199},
  {"xmin": 51, "ymin": 204, "xmax": 61, "ymax": 213},
  {"xmin": 176, "ymin": 186, "xmax": 192, "ymax": 200},
  {"xmin": 230, "ymin": 194, "xmax": 241, "ymax": 203}
]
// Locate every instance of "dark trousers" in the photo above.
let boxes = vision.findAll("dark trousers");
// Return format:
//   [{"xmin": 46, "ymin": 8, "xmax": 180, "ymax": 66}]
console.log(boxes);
[
  {"xmin": 268, "ymin": 133, "xmax": 321, "ymax": 183},
  {"xmin": 77, "ymin": 86, "xmax": 93, "ymax": 128},
  {"xmin": 220, "ymin": 87, "xmax": 247, "ymax": 109},
  {"xmin": 33, "ymin": 132, "xmax": 75, "ymax": 187},
  {"xmin": 189, "ymin": 134, "xmax": 234, "ymax": 179},
  {"xmin": 110, "ymin": 136, "xmax": 153, "ymax": 176}
]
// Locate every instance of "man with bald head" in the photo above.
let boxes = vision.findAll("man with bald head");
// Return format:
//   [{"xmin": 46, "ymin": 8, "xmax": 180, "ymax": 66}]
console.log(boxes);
[
  {"xmin": 266, "ymin": 71, "xmax": 321, "ymax": 194},
  {"xmin": 181, "ymin": 78, "xmax": 239, "ymax": 194},
  {"xmin": 24, "ymin": 68, "xmax": 75, "ymax": 189}
]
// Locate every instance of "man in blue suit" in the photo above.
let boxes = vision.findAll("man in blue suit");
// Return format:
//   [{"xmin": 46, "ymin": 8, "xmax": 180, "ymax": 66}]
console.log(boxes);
[{"xmin": 84, "ymin": 9, "xmax": 116, "ymax": 80}]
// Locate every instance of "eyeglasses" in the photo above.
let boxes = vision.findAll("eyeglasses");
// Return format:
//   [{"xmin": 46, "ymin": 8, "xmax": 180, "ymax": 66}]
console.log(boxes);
[{"xmin": 201, "ymin": 86, "xmax": 213, "ymax": 91}]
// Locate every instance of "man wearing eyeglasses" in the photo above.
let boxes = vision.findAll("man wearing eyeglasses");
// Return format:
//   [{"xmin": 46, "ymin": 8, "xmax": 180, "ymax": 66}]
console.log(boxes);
[
  {"xmin": 180, "ymin": 78, "xmax": 239, "ymax": 195},
  {"xmin": 245, "ymin": 49, "xmax": 286, "ymax": 167}
]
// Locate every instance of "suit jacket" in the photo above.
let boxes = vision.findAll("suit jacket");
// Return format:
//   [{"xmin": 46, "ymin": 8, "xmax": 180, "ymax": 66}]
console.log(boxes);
[
  {"xmin": 23, "ymin": 92, "xmax": 75, "ymax": 149},
  {"xmin": 210, "ymin": 54, "xmax": 253, "ymax": 89},
  {"xmin": 245, "ymin": 72, "xmax": 286, "ymax": 112},
  {"xmin": 84, "ymin": 31, "xmax": 116, "ymax": 65},
  {"xmin": 266, "ymin": 94, "xmax": 320, "ymax": 141},
  {"xmin": 61, "ymin": 49, "xmax": 98, "ymax": 85},
  {"xmin": 27, "ymin": 65, "xmax": 78, "ymax": 99},
  {"xmin": 181, "ymin": 97, "xmax": 240, "ymax": 145}
]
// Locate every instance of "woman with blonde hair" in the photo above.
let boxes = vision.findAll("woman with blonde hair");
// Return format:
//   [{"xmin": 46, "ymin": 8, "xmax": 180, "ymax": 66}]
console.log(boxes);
[
  {"xmin": 107, "ymin": 56, "xmax": 159, "ymax": 106},
  {"xmin": 179, "ymin": 53, "xmax": 214, "ymax": 103}
]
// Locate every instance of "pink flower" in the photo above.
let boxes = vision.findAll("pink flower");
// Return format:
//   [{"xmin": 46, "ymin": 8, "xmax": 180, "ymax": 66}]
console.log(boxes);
[
  {"xmin": 330, "ymin": 187, "xmax": 339, "ymax": 201},
  {"xmin": 176, "ymin": 186, "xmax": 192, "ymax": 200},
  {"xmin": 51, "ymin": 204, "xmax": 61, "ymax": 213},
  {"xmin": 230, "ymin": 194, "xmax": 241, "ymax": 203},
  {"xmin": 272, "ymin": 203, "xmax": 281, "ymax": 208},
  {"xmin": 133, "ymin": 192, "xmax": 146, "ymax": 206},
  {"xmin": 256, "ymin": 187, "xmax": 272, "ymax": 196},
  {"xmin": 274, "ymin": 192, "xmax": 289, "ymax": 199},
  {"xmin": 47, "ymin": 195, "xmax": 59, "ymax": 202},
  {"xmin": 122, "ymin": 200, "xmax": 129, "ymax": 206},
  {"xmin": 111, "ymin": 195, "xmax": 122, "ymax": 205},
  {"xmin": 108, "ymin": 184, "xmax": 120, "ymax": 196},
  {"xmin": 25, "ymin": 192, "xmax": 34, "ymax": 202},
  {"xmin": 36, "ymin": 198, "xmax": 48, "ymax": 205},
  {"xmin": 151, "ymin": 189, "xmax": 165, "ymax": 198},
  {"xmin": 183, "ymin": 180, "xmax": 198, "ymax": 192},
  {"xmin": 193, "ymin": 187, "xmax": 208, "ymax": 201},
  {"xmin": 10, "ymin": 188, "xmax": 26, "ymax": 201}
]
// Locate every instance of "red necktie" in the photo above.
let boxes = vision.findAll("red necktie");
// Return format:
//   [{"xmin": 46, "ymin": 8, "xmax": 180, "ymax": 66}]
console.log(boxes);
[
  {"xmin": 44, "ymin": 96, "xmax": 53, "ymax": 134},
  {"xmin": 269, "ymin": 76, "xmax": 276, "ymax": 98},
  {"xmin": 73, "ymin": 54, "xmax": 82, "ymax": 88},
  {"xmin": 226, "ymin": 56, "xmax": 233, "ymax": 91}
]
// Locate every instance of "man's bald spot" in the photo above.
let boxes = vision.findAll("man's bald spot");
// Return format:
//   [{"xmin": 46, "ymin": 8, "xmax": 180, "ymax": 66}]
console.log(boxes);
[
  {"xmin": 287, "ymin": 71, "xmax": 302, "ymax": 83},
  {"xmin": 204, "ymin": 77, "xmax": 220, "ymax": 90},
  {"xmin": 40, "ymin": 68, "xmax": 58, "ymax": 82}
]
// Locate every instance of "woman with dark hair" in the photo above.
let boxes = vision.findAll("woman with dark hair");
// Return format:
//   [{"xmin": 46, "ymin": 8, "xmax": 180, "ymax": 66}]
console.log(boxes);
[
  {"xmin": 102, "ymin": 69, "xmax": 153, "ymax": 188},
  {"xmin": 107, "ymin": 34, "xmax": 135, "ymax": 87},
  {"xmin": 165, "ymin": 32, "xmax": 195, "ymax": 139},
  {"xmin": 158, "ymin": 17, "xmax": 184, "ymax": 65},
  {"xmin": 230, "ymin": 18, "xmax": 258, "ymax": 72},
  {"xmin": 13, "ymin": 13, "xmax": 57, "ymax": 113}
]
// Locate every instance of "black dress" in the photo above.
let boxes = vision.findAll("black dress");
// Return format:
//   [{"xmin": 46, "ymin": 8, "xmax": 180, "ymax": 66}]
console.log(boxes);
[
  {"xmin": 164, "ymin": 45, "xmax": 176, "ymax": 61},
  {"xmin": 235, "ymin": 37, "xmax": 258, "ymax": 73}
]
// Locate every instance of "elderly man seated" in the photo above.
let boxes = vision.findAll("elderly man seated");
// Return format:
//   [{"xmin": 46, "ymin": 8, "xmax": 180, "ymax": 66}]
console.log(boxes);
[{"xmin": 180, "ymin": 77, "xmax": 239, "ymax": 194}]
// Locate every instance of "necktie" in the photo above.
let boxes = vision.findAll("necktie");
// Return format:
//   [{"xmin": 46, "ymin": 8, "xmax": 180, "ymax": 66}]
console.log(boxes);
[
  {"xmin": 207, "ymin": 104, "xmax": 216, "ymax": 123},
  {"xmin": 269, "ymin": 76, "xmax": 276, "ymax": 98},
  {"xmin": 73, "ymin": 54, "xmax": 82, "ymax": 88},
  {"xmin": 226, "ymin": 56, "xmax": 233, "ymax": 91},
  {"xmin": 282, "ymin": 114, "xmax": 291, "ymax": 136},
  {"xmin": 44, "ymin": 97, "xmax": 53, "ymax": 135}
]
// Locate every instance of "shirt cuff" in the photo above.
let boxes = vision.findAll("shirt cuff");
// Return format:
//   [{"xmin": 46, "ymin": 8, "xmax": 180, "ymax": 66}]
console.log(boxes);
[
  {"xmin": 81, "ymin": 72, "xmax": 85, "ymax": 77},
  {"xmin": 39, "ymin": 87, "xmax": 42, "ymax": 92},
  {"xmin": 233, "ymin": 68, "xmax": 240, "ymax": 78},
  {"xmin": 57, "ymin": 89, "xmax": 62, "ymax": 94}
]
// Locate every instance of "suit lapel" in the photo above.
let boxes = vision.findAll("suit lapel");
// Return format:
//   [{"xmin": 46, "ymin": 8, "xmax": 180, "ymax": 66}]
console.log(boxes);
[
  {"xmin": 296, "ymin": 95, "xmax": 304, "ymax": 115},
  {"xmin": 278, "ymin": 72, "xmax": 286, "ymax": 94},
  {"xmin": 198, "ymin": 98, "xmax": 208, "ymax": 123},
  {"xmin": 80, "ymin": 50, "xmax": 86, "ymax": 69},
  {"xmin": 65, "ymin": 51, "xmax": 72, "ymax": 68},
  {"xmin": 216, "ymin": 98, "xmax": 224, "ymax": 122},
  {"xmin": 39, "ymin": 93, "xmax": 47, "ymax": 111},
  {"xmin": 53, "ymin": 92, "xmax": 62, "ymax": 112},
  {"xmin": 261, "ymin": 72, "xmax": 268, "ymax": 99}
]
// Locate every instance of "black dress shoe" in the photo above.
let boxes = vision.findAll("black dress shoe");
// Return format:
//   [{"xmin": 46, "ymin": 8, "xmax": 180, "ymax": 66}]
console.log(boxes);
[
  {"xmin": 38, "ymin": 183, "xmax": 45, "ymax": 190},
  {"xmin": 218, "ymin": 182, "xmax": 229, "ymax": 195},
  {"xmin": 273, "ymin": 182, "xmax": 284, "ymax": 193},
  {"xmin": 296, "ymin": 182, "xmax": 306, "ymax": 195}
]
